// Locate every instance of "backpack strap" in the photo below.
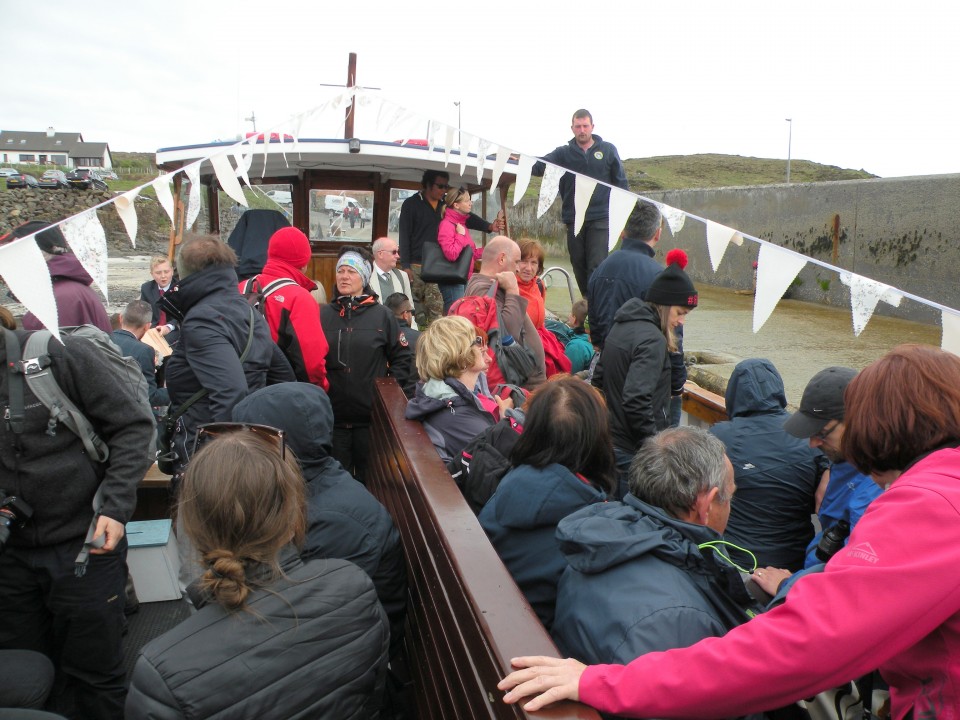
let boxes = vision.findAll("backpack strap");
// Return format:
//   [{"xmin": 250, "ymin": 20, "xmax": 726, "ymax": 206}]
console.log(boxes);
[
  {"xmin": 3, "ymin": 328, "xmax": 25, "ymax": 435},
  {"xmin": 22, "ymin": 330, "xmax": 109, "ymax": 463},
  {"xmin": 260, "ymin": 278, "xmax": 297, "ymax": 297}
]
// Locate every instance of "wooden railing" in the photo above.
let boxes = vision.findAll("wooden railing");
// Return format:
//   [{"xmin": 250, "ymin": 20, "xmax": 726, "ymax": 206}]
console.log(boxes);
[{"xmin": 367, "ymin": 378, "xmax": 602, "ymax": 720}]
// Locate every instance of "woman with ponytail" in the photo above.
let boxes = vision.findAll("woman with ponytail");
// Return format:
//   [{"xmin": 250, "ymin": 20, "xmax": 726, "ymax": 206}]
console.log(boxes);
[
  {"xmin": 126, "ymin": 425, "xmax": 389, "ymax": 719},
  {"xmin": 592, "ymin": 249, "xmax": 698, "ymax": 499}
]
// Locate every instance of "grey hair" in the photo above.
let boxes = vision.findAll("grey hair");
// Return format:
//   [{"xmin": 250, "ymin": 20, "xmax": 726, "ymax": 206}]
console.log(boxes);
[
  {"xmin": 624, "ymin": 201, "xmax": 662, "ymax": 243},
  {"xmin": 628, "ymin": 426, "xmax": 730, "ymax": 517},
  {"xmin": 122, "ymin": 299, "xmax": 154, "ymax": 328},
  {"xmin": 371, "ymin": 236, "xmax": 394, "ymax": 254}
]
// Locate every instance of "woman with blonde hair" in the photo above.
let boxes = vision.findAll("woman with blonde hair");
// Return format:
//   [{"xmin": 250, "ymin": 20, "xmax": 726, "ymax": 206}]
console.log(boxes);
[
  {"xmin": 436, "ymin": 186, "xmax": 485, "ymax": 313},
  {"xmin": 126, "ymin": 425, "xmax": 389, "ymax": 720},
  {"xmin": 593, "ymin": 249, "xmax": 698, "ymax": 498},
  {"xmin": 405, "ymin": 315, "xmax": 515, "ymax": 464}
]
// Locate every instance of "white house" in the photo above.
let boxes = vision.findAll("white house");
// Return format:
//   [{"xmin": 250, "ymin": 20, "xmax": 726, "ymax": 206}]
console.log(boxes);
[{"xmin": 0, "ymin": 127, "xmax": 113, "ymax": 169}]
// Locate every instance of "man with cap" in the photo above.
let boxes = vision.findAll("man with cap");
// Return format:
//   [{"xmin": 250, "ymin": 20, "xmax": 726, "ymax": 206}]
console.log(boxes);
[
  {"xmin": 2, "ymin": 220, "xmax": 111, "ymax": 332},
  {"xmin": 321, "ymin": 246, "xmax": 414, "ymax": 483},
  {"xmin": 239, "ymin": 226, "xmax": 328, "ymax": 391},
  {"xmin": 593, "ymin": 249, "xmax": 698, "ymax": 498},
  {"xmin": 782, "ymin": 366, "xmax": 883, "ymax": 569}
]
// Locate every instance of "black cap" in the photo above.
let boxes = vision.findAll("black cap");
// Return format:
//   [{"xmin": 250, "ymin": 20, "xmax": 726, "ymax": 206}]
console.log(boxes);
[
  {"xmin": 783, "ymin": 366, "xmax": 858, "ymax": 439},
  {"xmin": 646, "ymin": 249, "xmax": 698, "ymax": 307},
  {"xmin": 4, "ymin": 220, "xmax": 69, "ymax": 254}
]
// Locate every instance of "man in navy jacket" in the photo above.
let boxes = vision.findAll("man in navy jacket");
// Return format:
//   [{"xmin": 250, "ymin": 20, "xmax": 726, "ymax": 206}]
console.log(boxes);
[{"xmin": 532, "ymin": 109, "xmax": 629, "ymax": 298}]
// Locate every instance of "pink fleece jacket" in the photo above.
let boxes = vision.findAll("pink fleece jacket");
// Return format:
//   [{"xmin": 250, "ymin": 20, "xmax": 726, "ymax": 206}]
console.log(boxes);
[
  {"xmin": 437, "ymin": 208, "xmax": 482, "ymax": 279},
  {"xmin": 579, "ymin": 446, "xmax": 960, "ymax": 720}
]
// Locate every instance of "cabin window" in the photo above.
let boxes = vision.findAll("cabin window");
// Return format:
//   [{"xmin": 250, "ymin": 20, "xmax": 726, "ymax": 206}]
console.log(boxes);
[
  {"xmin": 217, "ymin": 183, "xmax": 294, "ymax": 242},
  {"xmin": 309, "ymin": 189, "xmax": 374, "ymax": 243}
]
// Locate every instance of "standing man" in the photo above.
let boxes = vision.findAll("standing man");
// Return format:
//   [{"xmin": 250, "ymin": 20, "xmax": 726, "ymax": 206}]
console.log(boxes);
[
  {"xmin": 0, "ymin": 324, "xmax": 155, "ymax": 719},
  {"xmin": 532, "ymin": 109, "xmax": 629, "ymax": 299},
  {"xmin": 369, "ymin": 236, "xmax": 417, "ymax": 329},
  {"xmin": 398, "ymin": 170, "xmax": 502, "ymax": 326}
]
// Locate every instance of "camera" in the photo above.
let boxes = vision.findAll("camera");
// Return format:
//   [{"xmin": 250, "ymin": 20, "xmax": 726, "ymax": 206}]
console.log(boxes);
[
  {"xmin": 815, "ymin": 519, "xmax": 851, "ymax": 562},
  {"xmin": 0, "ymin": 491, "xmax": 34, "ymax": 554}
]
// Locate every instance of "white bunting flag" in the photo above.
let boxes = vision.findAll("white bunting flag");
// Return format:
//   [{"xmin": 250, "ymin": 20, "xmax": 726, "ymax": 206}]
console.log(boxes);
[
  {"xmin": 706, "ymin": 220, "xmax": 743, "ymax": 272},
  {"xmin": 608, "ymin": 188, "xmax": 638, "ymax": 250},
  {"xmin": 459, "ymin": 132, "xmax": 474, "ymax": 177},
  {"xmin": 443, "ymin": 126, "xmax": 455, "ymax": 167},
  {"xmin": 62, "ymin": 211, "xmax": 109, "ymax": 301},
  {"xmin": 427, "ymin": 120, "xmax": 438, "ymax": 152},
  {"xmin": 513, "ymin": 155, "xmax": 535, "ymax": 206},
  {"xmin": 840, "ymin": 272, "xmax": 903, "ymax": 336},
  {"xmin": 573, "ymin": 175, "xmax": 597, "ymax": 236},
  {"xmin": 475, "ymin": 139, "xmax": 491, "ymax": 183},
  {"xmin": 153, "ymin": 176, "xmax": 175, "ymax": 223},
  {"xmin": 210, "ymin": 153, "xmax": 247, "ymax": 208},
  {"xmin": 0, "ymin": 236, "xmax": 59, "ymax": 339},
  {"xmin": 753, "ymin": 243, "xmax": 807, "ymax": 333},
  {"xmin": 184, "ymin": 163, "xmax": 202, "ymax": 229},
  {"xmin": 233, "ymin": 146, "xmax": 253, "ymax": 188},
  {"xmin": 537, "ymin": 164, "xmax": 564, "ymax": 219},
  {"xmin": 489, "ymin": 145, "xmax": 510, "ymax": 194},
  {"xmin": 942, "ymin": 310, "xmax": 960, "ymax": 356},
  {"xmin": 661, "ymin": 204, "xmax": 687, "ymax": 236},
  {"xmin": 114, "ymin": 189, "xmax": 140, "ymax": 246}
]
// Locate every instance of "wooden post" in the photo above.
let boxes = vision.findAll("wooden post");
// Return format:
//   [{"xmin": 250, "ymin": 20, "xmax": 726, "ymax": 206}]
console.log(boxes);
[
  {"xmin": 167, "ymin": 172, "xmax": 184, "ymax": 264},
  {"xmin": 345, "ymin": 52, "xmax": 357, "ymax": 139}
]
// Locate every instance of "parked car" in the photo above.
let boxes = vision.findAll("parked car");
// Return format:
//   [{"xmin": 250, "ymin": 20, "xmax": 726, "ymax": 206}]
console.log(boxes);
[
  {"xmin": 0, "ymin": 168, "xmax": 19, "ymax": 178},
  {"xmin": 6, "ymin": 172, "xmax": 39, "ymax": 189},
  {"xmin": 99, "ymin": 169, "xmax": 119, "ymax": 180},
  {"xmin": 264, "ymin": 189, "xmax": 292, "ymax": 206},
  {"xmin": 66, "ymin": 168, "xmax": 109, "ymax": 191},
  {"xmin": 38, "ymin": 169, "xmax": 69, "ymax": 189}
]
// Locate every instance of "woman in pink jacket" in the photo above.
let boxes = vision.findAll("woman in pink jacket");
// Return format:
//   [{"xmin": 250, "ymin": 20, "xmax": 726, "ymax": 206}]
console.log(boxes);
[
  {"xmin": 436, "ymin": 186, "xmax": 484, "ymax": 314},
  {"xmin": 500, "ymin": 343, "xmax": 960, "ymax": 720}
]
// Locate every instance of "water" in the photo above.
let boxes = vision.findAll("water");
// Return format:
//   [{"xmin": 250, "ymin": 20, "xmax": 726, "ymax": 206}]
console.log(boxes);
[{"xmin": 540, "ymin": 255, "xmax": 941, "ymax": 407}]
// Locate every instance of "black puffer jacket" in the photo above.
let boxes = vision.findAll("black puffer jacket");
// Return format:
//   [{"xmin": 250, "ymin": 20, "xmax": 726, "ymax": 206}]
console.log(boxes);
[
  {"xmin": 125, "ymin": 549, "xmax": 389, "ymax": 720},
  {"xmin": 592, "ymin": 299, "xmax": 670, "ymax": 453},
  {"xmin": 232, "ymin": 383, "xmax": 407, "ymax": 657},
  {"xmin": 0, "ymin": 330, "xmax": 155, "ymax": 547},
  {"xmin": 404, "ymin": 377, "xmax": 495, "ymax": 463},
  {"xmin": 320, "ymin": 295, "xmax": 415, "ymax": 426},
  {"xmin": 164, "ymin": 264, "xmax": 294, "ymax": 469}
]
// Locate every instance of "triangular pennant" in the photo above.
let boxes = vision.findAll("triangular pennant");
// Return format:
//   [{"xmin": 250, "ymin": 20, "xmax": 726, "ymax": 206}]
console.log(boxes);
[
  {"xmin": 705, "ymin": 220, "xmax": 740, "ymax": 272},
  {"xmin": 660, "ymin": 203, "xmax": 686, "ymax": 235},
  {"xmin": 753, "ymin": 243, "xmax": 807, "ymax": 333},
  {"xmin": 489, "ymin": 145, "xmax": 510, "ymax": 193},
  {"xmin": 0, "ymin": 236, "xmax": 60, "ymax": 339},
  {"xmin": 210, "ymin": 153, "xmax": 247, "ymax": 207},
  {"xmin": 184, "ymin": 163, "xmax": 202, "ymax": 229},
  {"xmin": 153, "ymin": 176, "xmax": 175, "ymax": 223},
  {"xmin": 475, "ymin": 139, "xmax": 491, "ymax": 183},
  {"xmin": 427, "ymin": 120, "xmax": 438, "ymax": 152},
  {"xmin": 443, "ymin": 126, "xmax": 455, "ymax": 167},
  {"xmin": 114, "ymin": 189, "xmax": 140, "ymax": 247},
  {"xmin": 537, "ymin": 163, "xmax": 565, "ymax": 219},
  {"xmin": 233, "ymin": 146, "xmax": 253, "ymax": 188},
  {"xmin": 291, "ymin": 111, "xmax": 305, "ymax": 158},
  {"xmin": 458, "ymin": 132, "xmax": 474, "ymax": 177},
  {"xmin": 942, "ymin": 310, "xmax": 960, "ymax": 356},
  {"xmin": 573, "ymin": 175, "xmax": 598, "ymax": 236},
  {"xmin": 61, "ymin": 210, "xmax": 109, "ymax": 301},
  {"xmin": 840, "ymin": 272, "xmax": 903, "ymax": 337},
  {"xmin": 607, "ymin": 188, "xmax": 638, "ymax": 250},
  {"xmin": 513, "ymin": 154, "xmax": 535, "ymax": 207}
]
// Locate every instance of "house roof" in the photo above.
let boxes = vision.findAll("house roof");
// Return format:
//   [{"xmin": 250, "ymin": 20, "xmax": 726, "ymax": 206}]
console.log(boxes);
[
  {"xmin": 0, "ymin": 130, "xmax": 85, "ymax": 152},
  {"xmin": 74, "ymin": 142, "xmax": 109, "ymax": 158}
]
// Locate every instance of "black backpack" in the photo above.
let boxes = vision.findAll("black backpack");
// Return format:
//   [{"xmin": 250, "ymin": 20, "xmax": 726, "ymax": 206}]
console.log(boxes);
[{"xmin": 448, "ymin": 415, "xmax": 523, "ymax": 514}]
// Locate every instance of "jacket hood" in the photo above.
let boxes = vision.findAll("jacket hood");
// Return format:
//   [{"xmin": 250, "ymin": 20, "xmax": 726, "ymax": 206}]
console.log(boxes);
[
  {"xmin": 405, "ymin": 377, "xmax": 477, "ymax": 421},
  {"xmin": 46, "ymin": 253, "xmax": 94, "ymax": 286},
  {"xmin": 724, "ymin": 358, "xmax": 788, "ymax": 418},
  {"xmin": 488, "ymin": 463, "xmax": 606, "ymax": 529},
  {"xmin": 557, "ymin": 494, "xmax": 719, "ymax": 575},
  {"xmin": 612, "ymin": 297, "xmax": 661, "ymax": 325},
  {"xmin": 232, "ymin": 382, "xmax": 335, "ymax": 472}
]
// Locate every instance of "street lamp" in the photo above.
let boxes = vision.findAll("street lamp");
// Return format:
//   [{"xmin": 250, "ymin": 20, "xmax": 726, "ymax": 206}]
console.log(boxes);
[
  {"xmin": 454, "ymin": 101, "xmax": 461, "ymax": 146},
  {"xmin": 785, "ymin": 118, "xmax": 792, "ymax": 184}
]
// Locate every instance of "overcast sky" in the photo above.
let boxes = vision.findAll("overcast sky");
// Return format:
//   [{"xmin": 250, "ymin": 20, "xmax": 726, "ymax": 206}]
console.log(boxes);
[{"xmin": 4, "ymin": 0, "xmax": 957, "ymax": 179}]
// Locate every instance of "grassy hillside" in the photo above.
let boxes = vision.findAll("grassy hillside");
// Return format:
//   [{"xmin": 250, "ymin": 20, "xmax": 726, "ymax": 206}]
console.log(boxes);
[{"xmin": 624, "ymin": 153, "xmax": 876, "ymax": 191}]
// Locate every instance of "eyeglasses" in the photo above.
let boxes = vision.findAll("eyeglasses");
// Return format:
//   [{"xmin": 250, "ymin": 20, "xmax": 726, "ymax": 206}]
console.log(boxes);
[
  {"xmin": 813, "ymin": 421, "xmax": 839, "ymax": 442},
  {"xmin": 379, "ymin": 248, "xmax": 400, "ymax": 255},
  {"xmin": 193, "ymin": 422, "xmax": 286, "ymax": 459}
]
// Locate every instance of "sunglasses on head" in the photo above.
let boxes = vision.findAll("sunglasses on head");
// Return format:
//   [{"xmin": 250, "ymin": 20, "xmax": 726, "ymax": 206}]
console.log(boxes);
[{"xmin": 193, "ymin": 422, "xmax": 286, "ymax": 459}]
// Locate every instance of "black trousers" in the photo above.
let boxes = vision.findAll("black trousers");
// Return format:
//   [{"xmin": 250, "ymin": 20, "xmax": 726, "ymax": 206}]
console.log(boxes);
[
  {"xmin": 566, "ymin": 219, "xmax": 610, "ymax": 299},
  {"xmin": 332, "ymin": 425, "xmax": 370, "ymax": 484},
  {"xmin": 0, "ymin": 537, "xmax": 128, "ymax": 720}
]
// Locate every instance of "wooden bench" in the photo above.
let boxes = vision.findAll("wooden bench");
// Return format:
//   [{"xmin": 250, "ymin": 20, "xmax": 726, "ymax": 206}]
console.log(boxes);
[{"xmin": 367, "ymin": 378, "xmax": 602, "ymax": 720}]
